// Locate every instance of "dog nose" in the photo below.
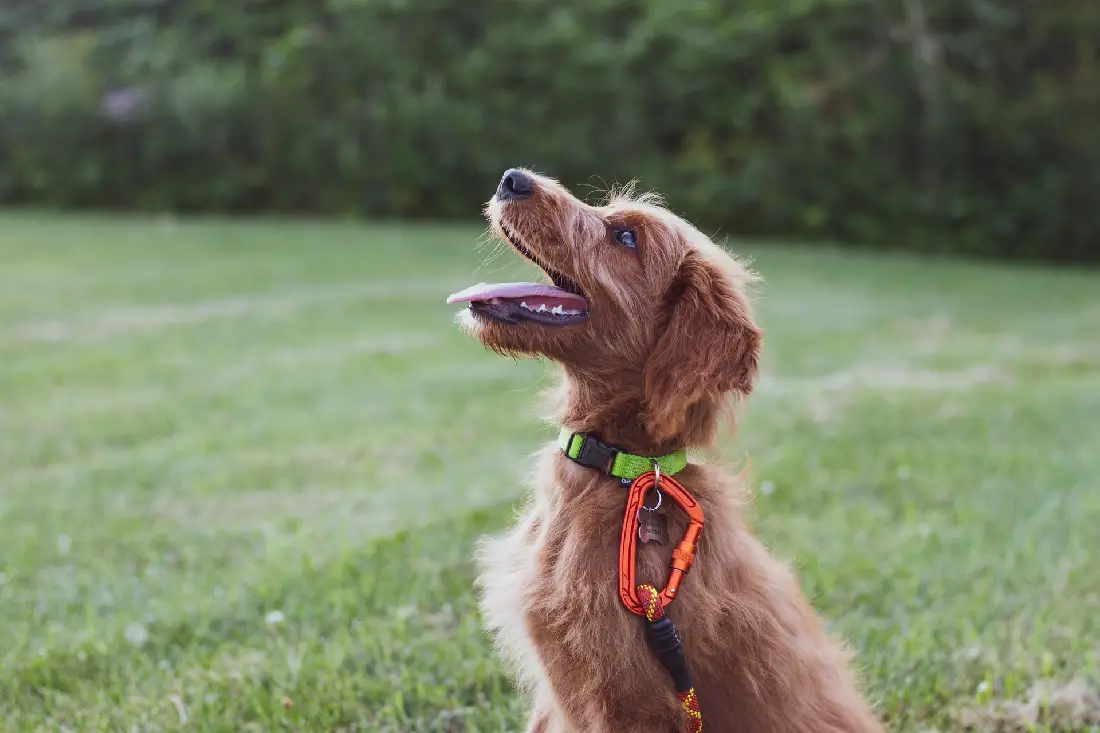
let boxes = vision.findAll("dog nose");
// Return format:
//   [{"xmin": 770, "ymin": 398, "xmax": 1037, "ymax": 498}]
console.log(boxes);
[{"xmin": 496, "ymin": 169, "xmax": 535, "ymax": 201}]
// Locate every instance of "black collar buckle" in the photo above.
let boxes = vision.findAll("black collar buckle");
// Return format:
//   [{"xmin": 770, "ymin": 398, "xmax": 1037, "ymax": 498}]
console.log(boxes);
[{"xmin": 575, "ymin": 434, "xmax": 619, "ymax": 474}]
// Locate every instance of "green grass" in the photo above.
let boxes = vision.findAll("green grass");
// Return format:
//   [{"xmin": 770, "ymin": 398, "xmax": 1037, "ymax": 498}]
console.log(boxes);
[{"xmin": 1, "ymin": 212, "xmax": 1098, "ymax": 732}]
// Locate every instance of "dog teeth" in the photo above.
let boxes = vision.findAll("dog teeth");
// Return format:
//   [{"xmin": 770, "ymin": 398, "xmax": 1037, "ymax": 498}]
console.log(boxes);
[{"xmin": 517, "ymin": 301, "xmax": 581, "ymax": 317}]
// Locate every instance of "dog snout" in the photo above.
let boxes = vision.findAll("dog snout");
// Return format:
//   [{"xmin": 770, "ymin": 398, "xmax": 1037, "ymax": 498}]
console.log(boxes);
[{"xmin": 496, "ymin": 169, "xmax": 535, "ymax": 202}]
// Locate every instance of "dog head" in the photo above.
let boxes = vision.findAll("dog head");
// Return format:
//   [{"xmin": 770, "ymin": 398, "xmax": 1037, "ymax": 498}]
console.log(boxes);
[{"xmin": 449, "ymin": 168, "xmax": 761, "ymax": 445}]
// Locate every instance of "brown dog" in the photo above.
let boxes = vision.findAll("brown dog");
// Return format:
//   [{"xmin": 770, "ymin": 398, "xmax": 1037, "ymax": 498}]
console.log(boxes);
[{"xmin": 449, "ymin": 169, "xmax": 883, "ymax": 733}]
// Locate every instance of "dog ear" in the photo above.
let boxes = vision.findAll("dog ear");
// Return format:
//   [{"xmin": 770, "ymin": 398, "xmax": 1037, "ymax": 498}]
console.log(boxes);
[{"xmin": 643, "ymin": 251, "xmax": 761, "ymax": 444}]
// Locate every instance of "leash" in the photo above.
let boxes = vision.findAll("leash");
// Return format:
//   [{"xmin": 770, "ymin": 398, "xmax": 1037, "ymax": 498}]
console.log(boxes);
[
  {"xmin": 622, "ymin": 469, "xmax": 705, "ymax": 732},
  {"xmin": 561, "ymin": 430, "xmax": 705, "ymax": 732}
]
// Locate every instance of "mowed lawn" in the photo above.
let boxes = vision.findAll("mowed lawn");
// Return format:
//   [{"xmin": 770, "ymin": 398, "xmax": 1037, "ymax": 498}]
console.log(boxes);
[{"xmin": 1, "ymin": 212, "xmax": 1099, "ymax": 732}]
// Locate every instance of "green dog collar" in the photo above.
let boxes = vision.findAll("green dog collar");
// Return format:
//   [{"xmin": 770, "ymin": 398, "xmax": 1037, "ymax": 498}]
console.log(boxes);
[{"xmin": 558, "ymin": 427, "xmax": 688, "ymax": 480}]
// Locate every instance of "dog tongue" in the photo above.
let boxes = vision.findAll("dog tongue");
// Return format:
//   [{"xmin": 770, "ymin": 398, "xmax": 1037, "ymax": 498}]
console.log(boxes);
[{"xmin": 447, "ymin": 282, "xmax": 587, "ymax": 309}]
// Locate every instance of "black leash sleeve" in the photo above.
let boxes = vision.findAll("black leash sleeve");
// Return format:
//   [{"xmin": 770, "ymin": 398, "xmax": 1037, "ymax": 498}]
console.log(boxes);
[{"xmin": 644, "ymin": 615, "xmax": 694, "ymax": 693}]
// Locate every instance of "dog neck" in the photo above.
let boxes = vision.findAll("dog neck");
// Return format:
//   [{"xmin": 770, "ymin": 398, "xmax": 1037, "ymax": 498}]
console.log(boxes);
[{"xmin": 555, "ymin": 366, "xmax": 725, "ymax": 456}]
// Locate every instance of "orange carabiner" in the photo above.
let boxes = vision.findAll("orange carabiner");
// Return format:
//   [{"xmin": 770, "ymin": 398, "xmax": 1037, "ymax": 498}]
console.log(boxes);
[{"xmin": 619, "ymin": 471, "xmax": 705, "ymax": 616}]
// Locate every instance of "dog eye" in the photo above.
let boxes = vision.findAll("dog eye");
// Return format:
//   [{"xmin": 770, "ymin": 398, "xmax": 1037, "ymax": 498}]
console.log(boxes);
[{"xmin": 614, "ymin": 230, "xmax": 637, "ymax": 249}]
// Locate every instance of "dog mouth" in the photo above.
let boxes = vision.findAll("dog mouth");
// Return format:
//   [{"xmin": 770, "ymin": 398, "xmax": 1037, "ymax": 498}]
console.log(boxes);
[{"xmin": 447, "ymin": 222, "xmax": 589, "ymax": 327}]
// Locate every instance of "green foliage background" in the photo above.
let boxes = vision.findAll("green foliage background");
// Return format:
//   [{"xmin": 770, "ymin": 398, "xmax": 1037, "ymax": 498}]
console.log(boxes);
[{"xmin": 1, "ymin": 0, "xmax": 1097, "ymax": 261}]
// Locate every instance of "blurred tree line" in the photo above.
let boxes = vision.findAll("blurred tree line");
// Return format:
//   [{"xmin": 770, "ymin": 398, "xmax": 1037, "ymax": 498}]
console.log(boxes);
[{"xmin": 0, "ymin": 0, "xmax": 1096, "ymax": 261}]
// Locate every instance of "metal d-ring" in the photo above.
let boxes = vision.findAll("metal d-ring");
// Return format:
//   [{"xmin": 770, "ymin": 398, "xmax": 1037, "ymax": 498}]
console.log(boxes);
[{"xmin": 640, "ymin": 462, "xmax": 663, "ymax": 512}]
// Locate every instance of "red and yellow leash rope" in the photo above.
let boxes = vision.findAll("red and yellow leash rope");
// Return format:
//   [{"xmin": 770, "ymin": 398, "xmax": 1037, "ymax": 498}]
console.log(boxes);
[{"xmin": 636, "ymin": 584, "xmax": 703, "ymax": 732}]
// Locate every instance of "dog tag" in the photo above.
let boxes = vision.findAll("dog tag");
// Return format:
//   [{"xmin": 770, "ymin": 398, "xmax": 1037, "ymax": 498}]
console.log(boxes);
[{"xmin": 638, "ymin": 511, "xmax": 668, "ymax": 545}]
